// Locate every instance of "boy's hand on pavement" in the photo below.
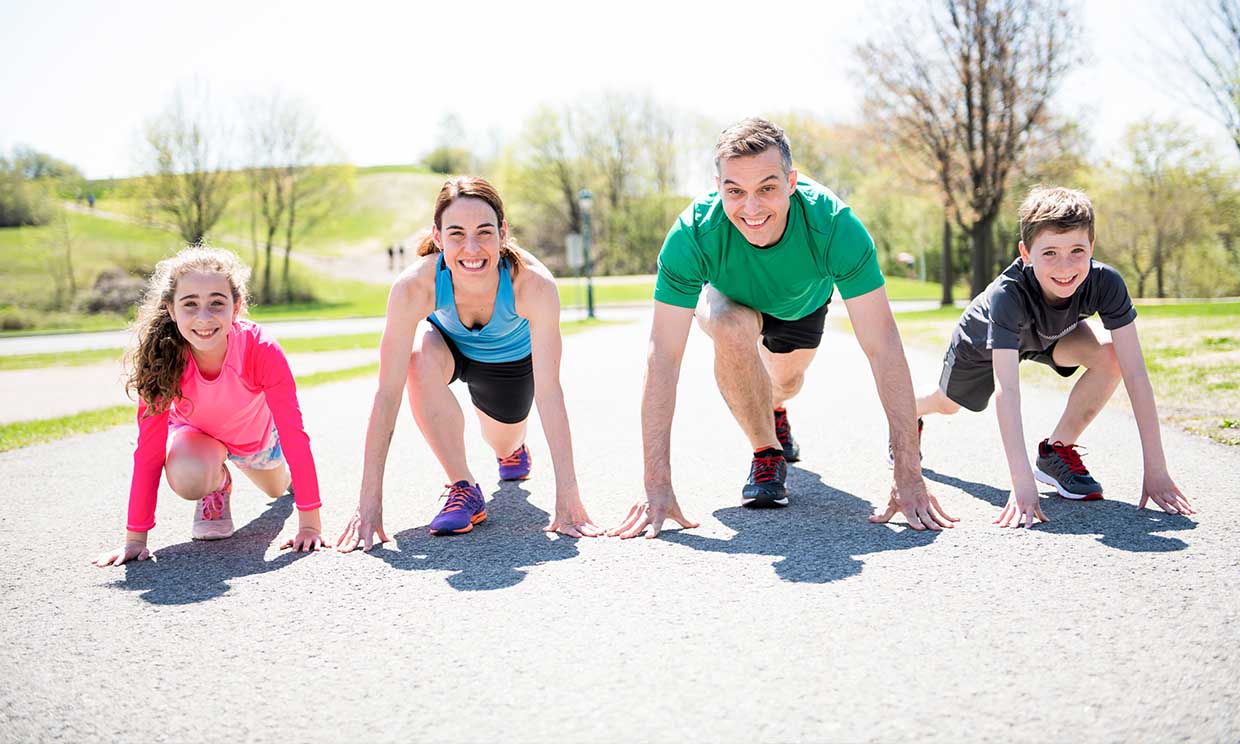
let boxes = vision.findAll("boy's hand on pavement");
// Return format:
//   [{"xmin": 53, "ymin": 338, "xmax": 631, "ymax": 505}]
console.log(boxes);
[
  {"xmin": 995, "ymin": 485, "xmax": 1048, "ymax": 528},
  {"xmin": 1139, "ymin": 471, "xmax": 1195, "ymax": 515}
]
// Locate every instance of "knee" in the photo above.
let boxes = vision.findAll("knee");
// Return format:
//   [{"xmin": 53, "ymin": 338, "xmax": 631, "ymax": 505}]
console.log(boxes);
[
  {"xmin": 771, "ymin": 371, "xmax": 803, "ymax": 397},
  {"xmin": 698, "ymin": 306, "xmax": 759, "ymax": 348},
  {"xmin": 165, "ymin": 460, "xmax": 217, "ymax": 501},
  {"xmin": 940, "ymin": 396, "xmax": 962, "ymax": 415},
  {"xmin": 408, "ymin": 348, "xmax": 446, "ymax": 390}
]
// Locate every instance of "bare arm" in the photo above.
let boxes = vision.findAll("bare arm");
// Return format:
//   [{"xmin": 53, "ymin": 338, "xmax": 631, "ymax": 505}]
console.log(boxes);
[
  {"xmin": 1111, "ymin": 322, "xmax": 1193, "ymax": 514},
  {"xmin": 848, "ymin": 286, "xmax": 956, "ymax": 530},
  {"xmin": 990, "ymin": 349, "xmax": 1048, "ymax": 528},
  {"xmin": 518, "ymin": 270, "xmax": 601, "ymax": 536},
  {"xmin": 610, "ymin": 300, "xmax": 700, "ymax": 539},
  {"xmin": 642, "ymin": 301, "xmax": 695, "ymax": 489},
  {"xmin": 337, "ymin": 264, "xmax": 434, "ymax": 551}
]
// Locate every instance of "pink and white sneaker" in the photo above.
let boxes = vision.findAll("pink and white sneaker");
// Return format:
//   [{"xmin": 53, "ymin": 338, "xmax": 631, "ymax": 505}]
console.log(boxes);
[{"xmin": 192, "ymin": 466, "xmax": 235, "ymax": 540}]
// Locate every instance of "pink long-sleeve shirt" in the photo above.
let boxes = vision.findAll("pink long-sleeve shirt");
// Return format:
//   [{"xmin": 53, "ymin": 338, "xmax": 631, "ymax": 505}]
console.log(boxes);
[{"xmin": 127, "ymin": 320, "xmax": 322, "ymax": 532}]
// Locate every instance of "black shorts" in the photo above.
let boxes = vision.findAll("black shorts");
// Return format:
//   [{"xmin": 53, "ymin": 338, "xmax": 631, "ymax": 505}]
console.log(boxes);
[
  {"xmin": 939, "ymin": 331, "xmax": 1078, "ymax": 412},
  {"xmin": 438, "ymin": 332, "xmax": 534, "ymax": 424},
  {"xmin": 760, "ymin": 300, "xmax": 830, "ymax": 354}
]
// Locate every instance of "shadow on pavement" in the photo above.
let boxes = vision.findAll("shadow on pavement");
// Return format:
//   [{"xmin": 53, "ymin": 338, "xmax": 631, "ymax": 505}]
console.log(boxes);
[
  {"xmin": 922, "ymin": 467, "xmax": 1196, "ymax": 552},
  {"xmin": 662, "ymin": 466, "xmax": 939, "ymax": 583},
  {"xmin": 108, "ymin": 495, "xmax": 313, "ymax": 604},
  {"xmin": 366, "ymin": 481, "xmax": 580, "ymax": 591}
]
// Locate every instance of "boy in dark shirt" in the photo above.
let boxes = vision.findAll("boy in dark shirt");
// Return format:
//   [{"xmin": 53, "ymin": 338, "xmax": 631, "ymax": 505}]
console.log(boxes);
[{"xmin": 879, "ymin": 186, "xmax": 1193, "ymax": 528}]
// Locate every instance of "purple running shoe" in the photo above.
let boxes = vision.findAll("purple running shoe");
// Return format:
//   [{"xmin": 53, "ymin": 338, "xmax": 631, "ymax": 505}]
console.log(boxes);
[
  {"xmin": 498, "ymin": 444, "xmax": 532, "ymax": 481},
  {"xmin": 429, "ymin": 481, "xmax": 487, "ymax": 535}
]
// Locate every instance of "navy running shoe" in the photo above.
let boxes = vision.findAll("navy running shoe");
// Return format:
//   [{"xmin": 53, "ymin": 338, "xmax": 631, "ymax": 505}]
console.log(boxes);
[
  {"xmin": 741, "ymin": 450, "xmax": 789, "ymax": 508},
  {"xmin": 774, "ymin": 408, "xmax": 800, "ymax": 462}
]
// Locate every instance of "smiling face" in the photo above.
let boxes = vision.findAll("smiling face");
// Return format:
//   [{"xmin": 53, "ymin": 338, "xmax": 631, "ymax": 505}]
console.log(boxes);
[
  {"xmin": 1019, "ymin": 227, "xmax": 1094, "ymax": 303},
  {"xmin": 167, "ymin": 270, "xmax": 238, "ymax": 358},
  {"xmin": 715, "ymin": 148, "xmax": 797, "ymax": 248},
  {"xmin": 433, "ymin": 197, "xmax": 506, "ymax": 283}
]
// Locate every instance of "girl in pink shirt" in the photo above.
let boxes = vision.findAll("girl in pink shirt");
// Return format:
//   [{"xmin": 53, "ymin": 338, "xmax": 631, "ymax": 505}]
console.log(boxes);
[{"xmin": 93, "ymin": 247, "xmax": 326, "ymax": 567}]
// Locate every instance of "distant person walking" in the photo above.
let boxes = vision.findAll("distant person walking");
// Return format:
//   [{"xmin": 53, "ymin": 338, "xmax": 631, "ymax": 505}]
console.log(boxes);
[{"xmin": 387, "ymin": 244, "xmax": 395, "ymax": 271}]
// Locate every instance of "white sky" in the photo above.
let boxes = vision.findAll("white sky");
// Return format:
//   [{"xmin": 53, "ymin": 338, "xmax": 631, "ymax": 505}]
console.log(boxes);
[{"xmin": 2, "ymin": 0, "xmax": 1235, "ymax": 181}]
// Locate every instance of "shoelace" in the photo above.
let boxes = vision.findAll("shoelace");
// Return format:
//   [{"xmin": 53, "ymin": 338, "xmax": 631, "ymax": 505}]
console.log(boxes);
[
  {"xmin": 499, "ymin": 447, "xmax": 526, "ymax": 467},
  {"xmin": 1050, "ymin": 441, "xmax": 1089, "ymax": 474},
  {"xmin": 439, "ymin": 484, "xmax": 476, "ymax": 513},
  {"xmin": 750, "ymin": 454, "xmax": 783, "ymax": 483},
  {"xmin": 774, "ymin": 412, "xmax": 791, "ymax": 443},
  {"xmin": 201, "ymin": 468, "xmax": 230, "ymax": 520}
]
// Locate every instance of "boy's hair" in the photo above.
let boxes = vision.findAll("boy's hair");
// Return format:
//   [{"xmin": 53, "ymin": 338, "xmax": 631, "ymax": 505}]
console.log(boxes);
[
  {"xmin": 714, "ymin": 117, "xmax": 793, "ymax": 175},
  {"xmin": 1018, "ymin": 186, "xmax": 1095, "ymax": 246},
  {"xmin": 416, "ymin": 175, "xmax": 523, "ymax": 276},
  {"xmin": 125, "ymin": 246, "xmax": 251, "ymax": 414}
]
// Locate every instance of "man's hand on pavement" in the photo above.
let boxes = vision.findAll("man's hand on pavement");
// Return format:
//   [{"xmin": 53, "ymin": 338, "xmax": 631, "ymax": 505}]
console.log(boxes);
[
  {"xmin": 608, "ymin": 485, "xmax": 700, "ymax": 539},
  {"xmin": 869, "ymin": 477, "xmax": 958, "ymax": 530}
]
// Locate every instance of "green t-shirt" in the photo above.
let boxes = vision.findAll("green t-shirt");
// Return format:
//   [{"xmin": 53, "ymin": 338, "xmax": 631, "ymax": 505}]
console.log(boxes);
[{"xmin": 654, "ymin": 177, "xmax": 884, "ymax": 320}]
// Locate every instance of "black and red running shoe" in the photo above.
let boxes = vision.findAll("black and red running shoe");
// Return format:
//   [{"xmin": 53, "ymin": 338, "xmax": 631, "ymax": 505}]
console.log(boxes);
[
  {"xmin": 1034, "ymin": 439, "xmax": 1103, "ymax": 500},
  {"xmin": 741, "ymin": 450, "xmax": 788, "ymax": 508},
  {"xmin": 774, "ymin": 407, "xmax": 800, "ymax": 462}
]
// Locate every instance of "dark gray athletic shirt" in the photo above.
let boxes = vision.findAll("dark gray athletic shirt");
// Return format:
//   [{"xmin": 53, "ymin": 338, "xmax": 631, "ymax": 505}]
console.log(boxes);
[{"xmin": 954, "ymin": 258, "xmax": 1137, "ymax": 360}]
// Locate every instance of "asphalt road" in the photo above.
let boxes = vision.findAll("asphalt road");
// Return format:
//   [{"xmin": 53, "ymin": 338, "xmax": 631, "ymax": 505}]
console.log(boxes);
[{"xmin": 1, "ymin": 312, "xmax": 1236, "ymax": 742}]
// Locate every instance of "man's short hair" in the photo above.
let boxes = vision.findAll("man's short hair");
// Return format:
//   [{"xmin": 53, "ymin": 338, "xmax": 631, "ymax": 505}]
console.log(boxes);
[
  {"xmin": 714, "ymin": 118, "xmax": 793, "ymax": 175},
  {"xmin": 1018, "ymin": 186, "xmax": 1095, "ymax": 246}
]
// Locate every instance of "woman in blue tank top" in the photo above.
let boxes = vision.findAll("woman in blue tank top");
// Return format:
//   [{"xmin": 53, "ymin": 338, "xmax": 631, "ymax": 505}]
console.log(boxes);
[{"xmin": 336, "ymin": 176, "xmax": 601, "ymax": 545}]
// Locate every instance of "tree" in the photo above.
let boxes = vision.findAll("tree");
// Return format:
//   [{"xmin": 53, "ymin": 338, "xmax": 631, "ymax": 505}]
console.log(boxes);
[
  {"xmin": 140, "ymin": 84, "xmax": 234, "ymax": 245},
  {"xmin": 0, "ymin": 146, "xmax": 83, "ymax": 227},
  {"xmin": 422, "ymin": 112, "xmax": 473, "ymax": 174},
  {"xmin": 1173, "ymin": 0, "xmax": 1240, "ymax": 154},
  {"xmin": 243, "ymin": 92, "xmax": 352, "ymax": 304},
  {"xmin": 858, "ymin": 0, "xmax": 1081, "ymax": 298},
  {"xmin": 1097, "ymin": 119, "xmax": 1226, "ymax": 298}
]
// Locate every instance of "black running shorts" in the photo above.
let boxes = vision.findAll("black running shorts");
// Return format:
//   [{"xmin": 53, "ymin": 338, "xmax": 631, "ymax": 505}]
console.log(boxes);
[
  {"xmin": 939, "ymin": 330, "xmax": 1078, "ymax": 412},
  {"xmin": 438, "ymin": 332, "xmax": 535, "ymax": 424},
  {"xmin": 759, "ymin": 300, "xmax": 830, "ymax": 354}
]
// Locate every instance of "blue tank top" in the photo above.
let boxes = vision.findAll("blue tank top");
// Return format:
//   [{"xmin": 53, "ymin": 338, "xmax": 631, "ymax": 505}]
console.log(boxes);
[{"xmin": 427, "ymin": 254, "xmax": 532, "ymax": 363}]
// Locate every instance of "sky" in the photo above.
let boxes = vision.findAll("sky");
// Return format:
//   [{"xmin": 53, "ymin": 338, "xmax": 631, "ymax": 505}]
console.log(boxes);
[{"xmin": 2, "ymin": 0, "xmax": 1235, "ymax": 182}]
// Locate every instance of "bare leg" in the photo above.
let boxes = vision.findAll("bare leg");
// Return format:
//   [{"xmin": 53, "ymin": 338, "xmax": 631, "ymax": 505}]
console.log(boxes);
[
  {"xmin": 917, "ymin": 388, "xmax": 961, "ymax": 418},
  {"xmin": 407, "ymin": 321, "xmax": 474, "ymax": 484},
  {"xmin": 237, "ymin": 463, "xmax": 291, "ymax": 500},
  {"xmin": 475, "ymin": 407, "xmax": 528, "ymax": 458},
  {"xmin": 695, "ymin": 286, "xmax": 780, "ymax": 452},
  {"xmin": 1047, "ymin": 323, "xmax": 1122, "ymax": 444},
  {"xmin": 165, "ymin": 429, "xmax": 228, "ymax": 501},
  {"xmin": 759, "ymin": 345, "xmax": 817, "ymax": 409}
]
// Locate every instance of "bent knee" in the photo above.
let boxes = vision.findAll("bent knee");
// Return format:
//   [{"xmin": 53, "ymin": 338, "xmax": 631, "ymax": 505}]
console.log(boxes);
[
  {"xmin": 698, "ymin": 305, "xmax": 760, "ymax": 345},
  {"xmin": 165, "ymin": 463, "xmax": 219, "ymax": 500},
  {"xmin": 408, "ymin": 346, "xmax": 451, "ymax": 388}
]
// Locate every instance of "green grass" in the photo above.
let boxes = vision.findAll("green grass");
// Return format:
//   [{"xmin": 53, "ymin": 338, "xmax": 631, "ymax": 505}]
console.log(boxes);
[
  {"xmin": 558, "ymin": 281, "xmax": 653, "ymax": 307},
  {"xmin": 0, "ymin": 404, "xmax": 136, "ymax": 453},
  {"xmin": 0, "ymin": 317, "xmax": 625, "ymax": 451},
  {"xmin": 0, "ymin": 359, "xmax": 383, "ymax": 453},
  {"xmin": 864, "ymin": 299, "xmax": 1240, "ymax": 446}
]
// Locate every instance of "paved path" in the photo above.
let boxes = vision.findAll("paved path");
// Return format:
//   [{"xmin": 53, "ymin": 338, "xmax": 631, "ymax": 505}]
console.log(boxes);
[{"xmin": 1, "ymin": 313, "xmax": 1236, "ymax": 742}]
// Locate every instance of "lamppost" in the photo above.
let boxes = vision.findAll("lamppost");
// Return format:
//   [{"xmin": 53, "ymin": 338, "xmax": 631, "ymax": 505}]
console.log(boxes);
[{"xmin": 578, "ymin": 188, "xmax": 595, "ymax": 319}]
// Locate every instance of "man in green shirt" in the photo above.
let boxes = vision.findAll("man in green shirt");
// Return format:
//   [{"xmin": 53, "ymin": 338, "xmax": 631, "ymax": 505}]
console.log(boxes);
[{"xmin": 609, "ymin": 118, "xmax": 956, "ymax": 537}]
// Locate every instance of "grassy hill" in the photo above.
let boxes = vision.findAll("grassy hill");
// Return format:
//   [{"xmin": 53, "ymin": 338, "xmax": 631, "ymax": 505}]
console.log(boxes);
[{"xmin": 2, "ymin": 167, "xmax": 958, "ymax": 333}]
